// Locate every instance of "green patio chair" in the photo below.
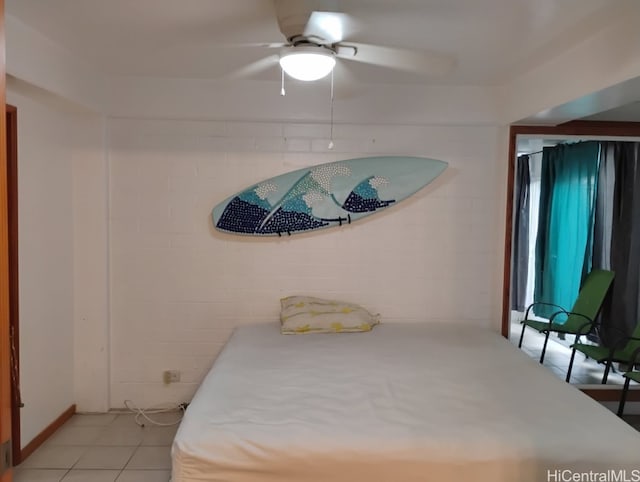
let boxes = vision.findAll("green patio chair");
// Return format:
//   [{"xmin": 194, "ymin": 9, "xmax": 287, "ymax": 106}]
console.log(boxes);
[
  {"xmin": 617, "ymin": 347, "xmax": 640, "ymax": 417},
  {"xmin": 567, "ymin": 321, "xmax": 640, "ymax": 384},
  {"xmin": 518, "ymin": 269, "xmax": 615, "ymax": 365}
]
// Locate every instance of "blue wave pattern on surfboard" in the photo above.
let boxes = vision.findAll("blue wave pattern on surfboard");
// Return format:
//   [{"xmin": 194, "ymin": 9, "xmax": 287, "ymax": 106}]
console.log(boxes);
[
  {"xmin": 213, "ymin": 156, "xmax": 447, "ymax": 236},
  {"xmin": 343, "ymin": 175, "xmax": 396, "ymax": 213}
]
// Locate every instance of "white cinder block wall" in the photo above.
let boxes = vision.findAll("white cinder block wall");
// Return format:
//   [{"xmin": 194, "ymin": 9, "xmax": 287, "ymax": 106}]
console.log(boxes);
[{"xmin": 109, "ymin": 118, "xmax": 506, "ymax": 408}]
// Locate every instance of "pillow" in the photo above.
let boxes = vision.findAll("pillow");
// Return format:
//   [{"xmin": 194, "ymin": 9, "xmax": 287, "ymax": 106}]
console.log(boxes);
[{"xmin": 280, "ymin": 296, "xmax": 380, "ymax": 334}]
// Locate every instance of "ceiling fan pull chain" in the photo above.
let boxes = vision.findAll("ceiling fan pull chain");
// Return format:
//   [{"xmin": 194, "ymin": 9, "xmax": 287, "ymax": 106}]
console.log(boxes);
[
  {"xmin": 328, "ymin": 68, "xmax": 334, "ymax": 150},
  {"xmin": 281, "ymin": 67, "xmax": 286, "ymax": 96}
]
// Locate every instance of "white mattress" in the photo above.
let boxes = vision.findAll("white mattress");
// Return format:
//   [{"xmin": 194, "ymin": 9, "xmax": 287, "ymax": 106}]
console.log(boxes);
[{"xmin": 172, "ymin": 322, "xmax": 640, "ymax": 482}]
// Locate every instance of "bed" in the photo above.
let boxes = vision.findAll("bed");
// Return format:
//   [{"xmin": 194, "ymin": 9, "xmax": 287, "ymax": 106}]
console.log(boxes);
[{"xmin": 172, "ymin": 322, "xmax": 640, "ymax": 482}]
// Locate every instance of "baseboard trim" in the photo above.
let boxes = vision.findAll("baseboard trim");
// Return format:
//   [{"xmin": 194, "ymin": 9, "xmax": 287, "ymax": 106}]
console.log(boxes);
[
  {"xmin": 18, "ymin": 404, "xmax": 76, "ymax": 464},
  {"xmin": 581, "ymin": 387, "xmax": 640, "ymax": 402}
]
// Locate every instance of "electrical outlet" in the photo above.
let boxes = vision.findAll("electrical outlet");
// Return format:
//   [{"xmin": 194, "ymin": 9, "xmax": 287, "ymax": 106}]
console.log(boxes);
[{"xmin": 163, "ymin": 370, "xmax": 181, "ymax": 384}]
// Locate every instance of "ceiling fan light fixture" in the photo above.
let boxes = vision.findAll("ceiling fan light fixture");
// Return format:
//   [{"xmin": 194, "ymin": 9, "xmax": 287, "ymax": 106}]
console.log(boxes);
[{"xmin": 279, "ymin": 46, "xmax": 336, "ymax": 81}]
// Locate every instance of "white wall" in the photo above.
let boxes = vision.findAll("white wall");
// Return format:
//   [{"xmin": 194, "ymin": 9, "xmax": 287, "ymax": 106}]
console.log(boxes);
[
  {"xmin": 9, "ymin": 87, "xmax": 75, "ymax": 447},
  {"xmin": 108, "ymin": 118, "xmax": 507, "ymax": 407},
  {"xmin": 8, "ymin": 80, "xmax": 107, "ymax": 442},
  {"xmin": 72, "ymin": 116, "xmax": 109, "ymax": 413},
  {"xmin": 500, "ymin": 1, "xmax": 640, "ymax": 123},
  {"xmin": 6, "ymin": 14, "xmax": 105, "ymax": 113},
  {"xmin": 102, "ymin": 76, "xmax": 499, "ymax": 126}
]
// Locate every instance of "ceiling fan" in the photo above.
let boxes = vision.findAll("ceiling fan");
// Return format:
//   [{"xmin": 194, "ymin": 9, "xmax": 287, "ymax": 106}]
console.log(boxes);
[{"xmin": 234, "ymin": 0, "xmax": 456, "ymax": 82}]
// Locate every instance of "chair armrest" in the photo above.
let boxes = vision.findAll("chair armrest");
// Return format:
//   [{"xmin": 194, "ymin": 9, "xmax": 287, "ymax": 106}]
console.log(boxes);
[
  {"xmin": 524, "ymin": 302, "xmax": 567, "ymax": 321},
  {"xmin": 551, "ymin": 311, "xmax": 595, "ymax": 333}
]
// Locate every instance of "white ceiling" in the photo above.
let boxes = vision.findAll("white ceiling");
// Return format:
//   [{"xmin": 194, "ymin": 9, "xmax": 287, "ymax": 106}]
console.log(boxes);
[
  {"xmin": 582, "ymin": 101, "xmax": 640, "ymax": 122},
  {"xmin": 5, "ymin": 0, "xmax": 640, "ymax": 123},
  {"xmin": 5, "ymin": 0, "xmax": 619, "ymax": 86}
]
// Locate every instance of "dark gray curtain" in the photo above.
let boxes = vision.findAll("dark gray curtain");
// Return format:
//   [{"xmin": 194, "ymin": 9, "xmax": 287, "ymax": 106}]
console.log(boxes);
[
  {"xmin": 511, "ymin": 155, "xmax": 530, "ymax": 311},
  {"xmin": 592, "ymin": 143, "xmax": 614, "ymax": 271},
  {"xmin": 590, "ymin": 143, "xmax": 614, "ymax": 342},
  {"xmin": 599, "ymin": 142, "xmax": 640, "ymax": 346}
]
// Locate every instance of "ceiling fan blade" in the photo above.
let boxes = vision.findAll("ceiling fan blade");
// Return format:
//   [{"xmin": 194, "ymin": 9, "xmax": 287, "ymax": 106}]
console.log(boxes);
[
  {"xmin": 336, "ymin": 43, "xmax": 456, "ymax": 77},
  {"xmin": 226, "ymin": 54, "xmax": 280, "ymax": 80},
  {"xmin": 273, "ymin": 0, "xmax": 355, "ymax": 42},
  {"xmin": 304, "ymin": 11, "xmax": 354, "ymax": 44},
  {"xmin": 222, "ymin": 42, "xmax": 286, "ymax": 49}
]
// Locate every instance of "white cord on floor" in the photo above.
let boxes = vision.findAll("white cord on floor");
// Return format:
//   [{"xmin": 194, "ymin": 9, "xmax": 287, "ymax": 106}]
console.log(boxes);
[{"xmin": 123, "ymin": 399, "xmax": 187, "ymax": 427}]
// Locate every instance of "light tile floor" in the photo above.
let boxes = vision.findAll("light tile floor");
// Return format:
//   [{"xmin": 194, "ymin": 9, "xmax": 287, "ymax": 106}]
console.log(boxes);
[
  {"xmin": 509, "ymin": 319, "xmax": 631, "ymax": 385},
  {"xmin": 14, "ymin": 412, "xmax": 180, "ymax": 482},
  {"xmin": 511, "ymin": 321, "xmax": 640, "ymax": 432},
  {"xmin": 11, "ymin": 386, "xmax": 640, "ymax": 482}
]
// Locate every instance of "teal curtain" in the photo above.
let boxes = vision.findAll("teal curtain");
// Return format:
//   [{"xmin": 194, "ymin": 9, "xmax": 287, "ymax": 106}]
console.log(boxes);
[{"xmin": 534, "ymin": 141, "xmax": 600, "ymax": 319}]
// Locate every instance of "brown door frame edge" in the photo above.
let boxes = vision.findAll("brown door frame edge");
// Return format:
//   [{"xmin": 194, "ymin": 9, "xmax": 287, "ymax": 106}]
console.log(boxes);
[{"xmin": 6, "ymin": 104, "xmax": 19, "ymax": 465}]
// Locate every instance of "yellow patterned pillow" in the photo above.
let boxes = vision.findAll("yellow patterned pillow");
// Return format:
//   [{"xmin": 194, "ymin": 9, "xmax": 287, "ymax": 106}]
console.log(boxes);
[{"xmin": 280, "ymin": 296, "xmax": 380, "ymax": 334}]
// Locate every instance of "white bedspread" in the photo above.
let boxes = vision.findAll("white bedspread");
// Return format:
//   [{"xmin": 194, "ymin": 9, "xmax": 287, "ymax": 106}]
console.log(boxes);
[{"xmin": 172, "ymin": 322, "xmax": 640, "ymax": 482}]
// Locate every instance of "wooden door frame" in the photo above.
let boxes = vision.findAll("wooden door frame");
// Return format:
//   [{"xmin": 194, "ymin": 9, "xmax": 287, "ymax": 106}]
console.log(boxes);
[
  {"xmin": 0, "ymin": 0, "xmax": 11, "ymax": 478},
  {"xmin": 5, "ymin": 105, "xmax": 18, "ymax": 466},
  {"xmin": 501, "ymin": 120, "xmax": 640, "ymax": 402}
]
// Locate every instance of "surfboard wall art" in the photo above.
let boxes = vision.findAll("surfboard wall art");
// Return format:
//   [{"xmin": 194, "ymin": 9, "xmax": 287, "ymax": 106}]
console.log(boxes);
[{"xmin": 212, "ymin": 156, "xmax": 447, "ymax": 236}]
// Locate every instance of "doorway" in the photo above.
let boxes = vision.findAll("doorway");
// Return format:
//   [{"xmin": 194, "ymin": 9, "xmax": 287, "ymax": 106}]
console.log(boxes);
[{"xmin": 502, "ymin": 121, "xmax": 640, "ymax": 399}]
